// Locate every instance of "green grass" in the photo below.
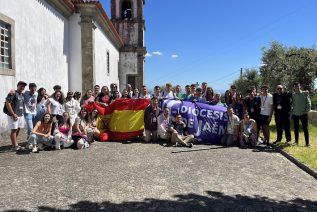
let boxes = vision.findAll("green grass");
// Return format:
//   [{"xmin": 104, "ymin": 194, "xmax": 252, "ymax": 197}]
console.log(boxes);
[{"xmin": 269, "ymin": 119, "xmax": 317, "ymax": 171}]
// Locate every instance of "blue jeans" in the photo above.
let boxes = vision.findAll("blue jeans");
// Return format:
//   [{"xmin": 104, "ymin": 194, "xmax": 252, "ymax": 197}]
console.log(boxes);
[{"xmin": 24, "ymin": 113, "xmax": 36, "ymax": 137}]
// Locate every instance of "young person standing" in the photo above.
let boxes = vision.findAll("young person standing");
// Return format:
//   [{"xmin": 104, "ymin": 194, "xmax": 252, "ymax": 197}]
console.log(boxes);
[
  {"xmin": 259, "ymin": 85, "xmax": 273, "ymax": 146},
  {"xmin": 5, "ymin": 81, "xmax": 27, "ymax": 151}
]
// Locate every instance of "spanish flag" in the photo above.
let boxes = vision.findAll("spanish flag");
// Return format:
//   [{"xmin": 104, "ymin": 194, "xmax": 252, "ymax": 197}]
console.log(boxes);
[{"xmin": 92, "ymin": 99, "xmax": 151, "ymax": 141}]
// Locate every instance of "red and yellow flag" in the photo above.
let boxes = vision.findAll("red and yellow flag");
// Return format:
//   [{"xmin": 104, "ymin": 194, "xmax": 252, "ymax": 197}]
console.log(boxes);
[{"xmin": 89, "ymin": 99, "xmax": 150, "ymax": 141}]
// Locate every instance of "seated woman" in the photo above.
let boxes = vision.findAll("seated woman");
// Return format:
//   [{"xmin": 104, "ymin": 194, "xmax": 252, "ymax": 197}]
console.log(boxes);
[
  {"xmin": 72, "ymin": 108, "xmax": 90, "ymax": 149},
  {"xmin": 54, "ymin": 112, "xmax": 74, "ymax": 150},
  {"xmin": 28, "ymin": 113, "xmax": 54, "ymax": 152},
  {"xmin": 239, "ymin": 113, "xmax": 257, "ymax": 147},
  {"xmin": 87, "ymin": 109, "xmax": 101, "ymax": 142}
]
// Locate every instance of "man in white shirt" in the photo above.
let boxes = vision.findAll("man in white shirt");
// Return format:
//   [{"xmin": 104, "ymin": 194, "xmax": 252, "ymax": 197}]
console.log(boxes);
[
  {"xmin": 139, "ymin": 85, "xmax": 151, "ymax": 99},
  {"xmin": 23, "ymin": 83, "xmax": 38, "ymax": 138},
  {"xmin": 259, "ymin": 85, "xmax": 273, "ymax": 146},
  {"xmin": 157, "ymin": 107, "xmax": 171, "ymax": 140},
  {"xmin": 162, "ymin": 83, "xmax": 175, "ymax": 99}
]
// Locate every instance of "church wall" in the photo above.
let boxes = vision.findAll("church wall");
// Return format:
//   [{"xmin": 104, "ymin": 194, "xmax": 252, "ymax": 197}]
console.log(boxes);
[
  {"xmin": 117, "ymin": 22, "xmax": 139, "ymax": 46},
  {"xmin": 119, "ymin": 52, "xmax": 138, "ymax": 91},
  {"xmin": 68, "ymin": 14, "xmax": 82, "ymax": 93},
  {"xmin": 0, "ymin": 0, "xmax": 69, "ymax": 134},
  {"xmin": 94, "ymin": 25, "xmax": 120, "ymax": 89}
]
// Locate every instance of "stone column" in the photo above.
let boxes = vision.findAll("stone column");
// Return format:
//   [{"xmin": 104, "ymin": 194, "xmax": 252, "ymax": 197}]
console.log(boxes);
[{"xmin": 80, "ymin": 15, "xmax": 96, "ymax": 93}]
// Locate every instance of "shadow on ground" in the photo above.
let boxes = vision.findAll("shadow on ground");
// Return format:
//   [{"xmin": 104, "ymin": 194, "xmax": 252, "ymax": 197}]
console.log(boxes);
[{"xmin": 5, "ymin": 191, "xmax": 317, "ymax": 212}]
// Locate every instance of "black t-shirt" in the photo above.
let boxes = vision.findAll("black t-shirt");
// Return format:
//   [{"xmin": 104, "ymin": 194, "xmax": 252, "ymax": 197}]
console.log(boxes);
[
  {"xmin": 273, "ymin": 92, "xmax": 292, "ymax": 116},
  {"xmin": 243, "ymin": 96, "xmax": 261, "ymax": 119},
  {"xmin": 170, "ymin": 121, "xmax": 187, "ymax": 136}
]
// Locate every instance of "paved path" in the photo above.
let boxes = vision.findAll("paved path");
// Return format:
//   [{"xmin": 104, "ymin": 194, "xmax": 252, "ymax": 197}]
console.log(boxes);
[{"xmin": 0, "ymin": 131, "xmax": 317, "ymax": 211}]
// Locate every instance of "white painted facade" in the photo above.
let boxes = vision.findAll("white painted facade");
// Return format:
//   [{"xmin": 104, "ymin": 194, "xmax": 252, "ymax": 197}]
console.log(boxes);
[
  {"xmin": 0, "ymin": 0, "xmax": 122, "ymax": 134},
  {"xmin": 0, "ymin": 0, "xmax": 70, "ymax": 133},
  {"xmin": 94, "ymin": 25, "xmax": 120, "ymax": 89}
]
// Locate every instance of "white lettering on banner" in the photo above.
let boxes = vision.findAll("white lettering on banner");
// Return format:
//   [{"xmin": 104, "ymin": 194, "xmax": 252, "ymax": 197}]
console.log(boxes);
[
  {"xmin": 182, "ymin": 118, "xmax": 225, "ymax": 136},
  {"xmin": 180, "ymin": 105, "xmax": 227, "ymax": 121}
]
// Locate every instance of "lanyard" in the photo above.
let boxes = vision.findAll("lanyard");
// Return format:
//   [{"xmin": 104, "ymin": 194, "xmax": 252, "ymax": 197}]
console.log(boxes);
[{"xmin": 261, "ymin": 95, "xmax": 268, "ymax": 107}]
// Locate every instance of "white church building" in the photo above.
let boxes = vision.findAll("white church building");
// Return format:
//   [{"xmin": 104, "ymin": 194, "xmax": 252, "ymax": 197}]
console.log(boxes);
[{"xmin": 0, "ymin": 0, "xmax": 146, "ymax": 133}]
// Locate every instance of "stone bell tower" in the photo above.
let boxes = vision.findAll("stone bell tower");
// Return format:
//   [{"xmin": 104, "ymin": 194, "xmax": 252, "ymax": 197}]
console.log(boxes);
[{"xmin": 111, "ymin": 0, "xmax": 146, "ymax": 91}]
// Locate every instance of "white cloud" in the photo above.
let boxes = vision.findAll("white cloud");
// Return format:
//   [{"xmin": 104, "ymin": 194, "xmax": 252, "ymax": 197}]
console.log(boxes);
[
  {"xmin": 171, "ymin": 54, "xmax": 179, "ymax": 59},
  {"xmin": 145, "ymin": 52, "xmax": 152, "ymax": 57},
  {"xmin": 152, "ymin": 51, "xmax": 163, "ymax": 56}
]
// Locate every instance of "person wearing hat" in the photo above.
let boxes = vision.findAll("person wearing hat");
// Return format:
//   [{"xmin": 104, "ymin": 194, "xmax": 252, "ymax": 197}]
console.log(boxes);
[
  {"xmin": 4, "ymin": 81, "xmax": 27, "ymax": 151},
  {"xmin": 259, "ymin": 85, "xmax": 273, "ymax": 146},
  {"xmin": 23, "ymin": 83, "xmax": 38, "ymax": 139}
]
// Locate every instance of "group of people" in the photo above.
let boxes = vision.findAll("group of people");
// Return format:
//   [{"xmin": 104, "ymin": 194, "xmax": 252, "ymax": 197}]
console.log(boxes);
[{"xmin": 3, "ymin": 80, "xmax": 312, "ymax": 152}]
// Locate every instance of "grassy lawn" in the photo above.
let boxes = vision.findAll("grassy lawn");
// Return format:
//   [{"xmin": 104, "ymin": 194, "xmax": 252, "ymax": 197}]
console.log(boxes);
[{"xmin": 269, "ymin": 119, "xmax": 317, "ymax": 171}]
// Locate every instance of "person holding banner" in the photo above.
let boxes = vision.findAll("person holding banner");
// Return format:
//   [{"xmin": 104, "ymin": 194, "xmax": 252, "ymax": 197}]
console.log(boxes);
[
  {"xmin": 221, "ymin": 107, "xmax": 240, "ymax": 146},
  {"xmin": 157, "ymin": 107, "xmax": 172, "ymax": 140},
  {"xmin": 169, "ymin": 114, "xmax": 195, "ymax": 148},
  {"xmin": 143, "ymin": 97, "xmax": 161, "ymax": 142}
]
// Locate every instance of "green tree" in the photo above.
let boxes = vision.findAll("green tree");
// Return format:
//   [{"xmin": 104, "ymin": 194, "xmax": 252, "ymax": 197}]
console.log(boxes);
[
  {"xmin": 233, "ymin": 69, "xmax": 261, "ymax": 96},
  {"xmin": 260, "ymin": 41, "xmax": 317, "ymax": 92}
]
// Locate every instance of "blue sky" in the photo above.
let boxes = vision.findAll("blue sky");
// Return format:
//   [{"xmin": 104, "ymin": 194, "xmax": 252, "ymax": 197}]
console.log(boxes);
[{"xmin": 101, "ymin": 0, "xmax": 317, "ymax": 91}]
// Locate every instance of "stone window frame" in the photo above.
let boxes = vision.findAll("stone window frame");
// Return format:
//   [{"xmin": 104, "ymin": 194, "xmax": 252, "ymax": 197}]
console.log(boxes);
[
  {"xmin": 106, "ymin": 50, "xmax": 110, "ymax": 76},
  {"xmin": 0, "ymin": 12, "xmax": 15, "ymax": 76}
]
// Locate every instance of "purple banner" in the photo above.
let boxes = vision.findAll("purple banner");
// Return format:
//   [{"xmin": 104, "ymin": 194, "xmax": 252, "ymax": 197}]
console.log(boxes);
[{"xmin": 162, "ymin": 100, "xmax": 228, "ymax": 144}]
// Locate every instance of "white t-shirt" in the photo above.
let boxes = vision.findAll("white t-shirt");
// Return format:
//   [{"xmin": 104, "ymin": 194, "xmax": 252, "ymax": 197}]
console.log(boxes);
[
  {"xmin": 260, "ymin": 93, "xmax": 273, "ymax": 116},
  {"xmin": 139, "ymin": 93, "xmax": 151, "ymax": 99},
  {"xmin": 64, "ymin": 98, "xmax": 81, "ymax": 117},
  {"xmin": 162, "ymin": 90, "xmax": 175, "ymax": 99},
  {"xmin": 23, "ymin": 91, "xmax": 38, "ymax": 115},
  {"xmin": 227, "ymin": 114, "xmax": 240, "ymax": 135},
  {"xmin": 49, "ymin": 98, "xmax": 64, "ymax": 116},
  {"xmin": 157, "ymin": 114, "xmax": 171, "ymax": 133}
]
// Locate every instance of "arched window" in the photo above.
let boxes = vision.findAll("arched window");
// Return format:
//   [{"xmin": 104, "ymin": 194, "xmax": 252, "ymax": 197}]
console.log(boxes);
[{"xmin": 122, "ymin": 1, "xmax": 132, "ymax": 20}]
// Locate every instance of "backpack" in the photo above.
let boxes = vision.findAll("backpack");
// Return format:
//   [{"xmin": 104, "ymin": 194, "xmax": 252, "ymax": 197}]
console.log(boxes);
[{"xmin": 3, "ymin": 92, "xmax": 16, "ymax": 116}]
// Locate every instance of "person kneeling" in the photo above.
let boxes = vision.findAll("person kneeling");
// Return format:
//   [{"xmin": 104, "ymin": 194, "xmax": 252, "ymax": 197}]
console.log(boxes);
[
  {"xmin": 54, "ymin": 112, "xmax": 74, "ymax": 150},
  {"xmin": 221, "ymin": 107, "xmax": 240, "ymax": 146},
  {"xmin": 157, "ymin": 107, "xmax": 171, "ymax": 141},
  {"xmin": 240, "ymin": 113, "xmax": 257, "ymax": 147},
  {"xmin": 169, "ymin": 114, "xmax": 194, "ymax": 148},
  {"xmin": 28, "ymin": 113, "xmax": 54, "ymax": 153}
]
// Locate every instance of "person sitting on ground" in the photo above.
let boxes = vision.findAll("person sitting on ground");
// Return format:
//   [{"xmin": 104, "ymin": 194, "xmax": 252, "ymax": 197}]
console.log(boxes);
[
  {"xmin": 131, "ymin": 88, "xmax": 140, "ymax": 99},
  {"xmin": 162, "ymin": 83, "xmax": 175, "ymax": 99},
  {"xmin": 221, "ymin": 107, "xmax": 240, "ymax": 146},
  {"xmin": 157, "ymin": 107, "xmax": 172, "ymax": 140},
  {"xmin": 169, "ymin": 113, "xmax": 195, "ymax": 148},
  {"xmin": 28, "ymin": 113, "xmax": 54, "ymax": 152},
  {"xmin": 95, "ymin": 86, "xmax": 110, "ymax": 107},
  {"xmin": 139, "ymin": 85, "xmax": 151, "ymax": 99},
  {"xmin": 239, "ymin": 113, "xmax": 257, "ymax": 147},
  {"xmin": 87, "ymin": 109, "xmax": 101, "ymax": 143},
  {"xmin": 143, "ymin": 97, "xmax": 161, "ymax": 142},
  {"xmin": 121, "ymin": 89, "xmax": 131, "ymax": 99},
  {"xmin": 80, "ymin": 89, "xmax": 94, "ymax": 106},
  {"xmin": 210, "ymin": 92, "xmax": 227, "ymax": 107},
  {"xmin": 72, "ymin": 108, "xmax": 90, "ymax": 149},
  {"xmin": 193, "ymin": 88, "xmax": 206, "ymax": 103},
  {"xmin": 54, "ymin": 112, "xmax": 74, "ymax": 150}
]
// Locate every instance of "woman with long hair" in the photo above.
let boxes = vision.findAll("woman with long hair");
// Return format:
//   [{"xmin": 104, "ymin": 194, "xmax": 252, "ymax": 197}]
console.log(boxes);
[
  {"xmin": 72, "ymin": 107, "xmax": 90, "ymax": 149},
  {"xmin": 95, "ymin": 86, "xmax": 110, "ymax": 106},
  {"xmin": 34, "ymin": 88, "xmax": 48, "ymax": 123},
  {"xmin": 205, "ymin": 87, "xmax": 214, "ymax": 103},
  {"xmin": 80, "ymin": 89, "xmax": 94, "ymax": 106},
  {"xmin": 87, "ymin": 109, "xmax": 101, "ymax": 143},
  {"xmin": 54, "ymin": 112, "xmax": 74, "ymax": 150},
  {"xmin": 28, "ymin": 113, "xmax": 53, "ymax": 153}
]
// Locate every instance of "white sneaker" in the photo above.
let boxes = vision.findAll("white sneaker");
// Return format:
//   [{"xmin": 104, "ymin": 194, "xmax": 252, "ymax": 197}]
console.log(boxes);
[
  {"xmin": 55, "ymin": 145, "xmax": 61, "ymax": 150},
  {"xmin": 32, "ymin": 146, "xmax": 39, "ymax": 153},
  {"xmin": 28, "ymin": 144, "xmax": 33, "ymax": 150}
]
